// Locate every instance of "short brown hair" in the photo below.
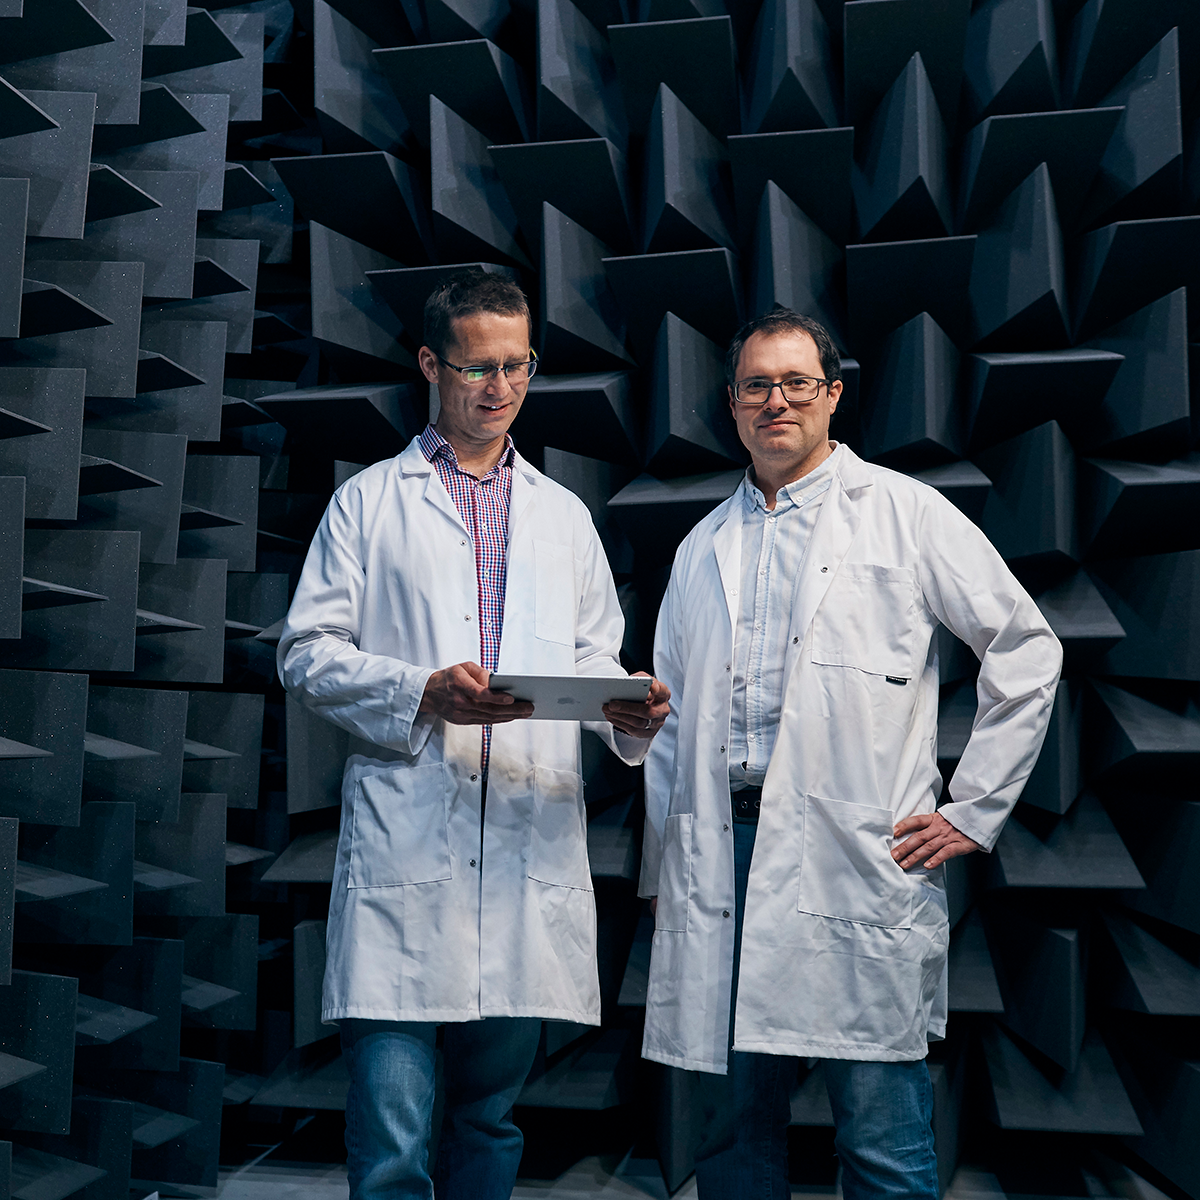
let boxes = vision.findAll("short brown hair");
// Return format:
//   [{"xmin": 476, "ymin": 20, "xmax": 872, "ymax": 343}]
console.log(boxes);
[
  {"xmin": 725, "ymin": 306, "xmax": 842, "ymax": 387},
  {"xmin": 422, "ymin": 267, "xmax": 531, "ymax": 358}
]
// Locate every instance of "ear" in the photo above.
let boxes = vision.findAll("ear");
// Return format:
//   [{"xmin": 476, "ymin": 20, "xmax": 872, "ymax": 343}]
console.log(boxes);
[
  {"xmin": 826, "ymin": 379, "xmax": 843, "ymax": 416},
  {"xmin": 418, "ymin": 345, "xmax": 440, "ymax": 385},
  {"xmin": 727, "ymin": 384, "xmax": 737, "ymax": 418}
]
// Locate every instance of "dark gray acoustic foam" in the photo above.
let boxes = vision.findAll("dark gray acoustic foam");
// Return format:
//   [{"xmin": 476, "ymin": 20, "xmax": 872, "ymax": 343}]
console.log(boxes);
[
  {"xmin": 0, "ymin": 366, "xmax": 85, "ymax": 521},
  {"xmin": 309, "ymin": 222, "xmax": 414, "ymax": 379},
  {"xmin": 962, "ymin": 0, "xmax": 1058, "ymax": 122},
  {"xmin": 991, "ymin": 794, "xmax": 1144, "ymax": 890},
  {"xmin": 957, "ymin": 107, "xmax": 1122, "ymax": 234},
  {"xmin": 1020, "ymin": 681, "xmax": 1081, "ymax": 815},
  {"xmin": 135, "ymin": 795, "xmax": 227, "ymax": 920},
  {"xmin": 743, "ymin": 0, "xmax": 838, "ymax": 134},
  {"xmin": 222, "ymin": 164, "xmax": 274, "ymax": 211},
  {"xmin": 0, "ymin": 670, "xmax": 87, "ymax": 827},
  {"xmin": 84, "ymin": 685, "xmax": 187, "ymax": 824},
  {"xmin": 0, "ymin": 90, "xmax": 96, "ymax": 240},
  {"xmin": 15, "ymin": 802, "xmax": 135, "ymax": 947},
  {"xmin": 1080, "ymin": 29, "xmax": 1182, "ymax": 228},
  {"xmin": 1072, "ymin": 215, "xmax": 1200, "ymax": 343},
  {"xmin": 18, "ymin": 1095, "xmax": 135, "ymax": 1200},
  {"xmin": 1091, "ymin": 551, "xmax": 1200, "ymax": 681},
  {"xmin": 540, "ymin": 204, "xmax": 633, "ymax": 373},
  {"xmin": 1112, "ymin": 797, "xmax": 1200, "ymax": 936},
  {"xmin": 490, "ymin": 139, "xmax": 633, "ymax": 254},
  {"xmin": 261, "ymin": 829, "xmax": 337, "ymax": 877},
  {"xmin": 538, "ymin": 0, "xmax": 626, "ymax": 146},
  {"xmin": 608, "ymin": 469, "xmax": 742, "ymax": 567},
  {"xmin": 1031, "ymin": 570, "xmax": 1124, "ymax": 669},
  {"xmin": 313, "ymin": 0, "xmax": 410, "ymax": 156},
  {"xmin": 153, "ymin": 10, "xmax": 263, "ymax": 124},
  {"xmin": 981, "ymin": 1024, "xmax": 1142, "ymax": 1134},
  {"xmin": 0, "ymin": 178, "xmax": 29, "ymax": 340},
  {"xmin": 0, "ymin": 78, "xmax": 59, "ymax": 140},
  {"xmin": 842, "ymin": 0, "xmax": 970, "ymax": 129},
  {"xmin": 946, "ymin": 908, "xmax": 1003, "ymax": 1013},
  {"xmin": 75, "ymin": 430, "xmax": 184, "ymax": 565},
  {"xmin": 18, "ymin": 281, "xmax": 111, "ymax": 341},
  {"xmin": 608, "ymin": 16, "xmax": 739, "ymax": 138},
  {"xmin": 846, "ymin": 234, "xmax": 975, "ymax": 348},
  {"xmin": 543, "ymin": 448, "xmax": 635, "ymax": 575},
  {"xmin": 969, "ymin": 163, "xmax": 1069, "ymax": 350},
  {"xmin": 178, "ymin": 455, "xmax": 258, "ymax": 572},
  {"xmin": 0, "ymin": 0, "xmax": 114, "ymax": 69},
  {"xmin": 4, "ymin": 531, "xmax": 139, "ymax": 673},
  {"xmin": 84, "ymin": 165, "xmax": 161, "ymax": 224},
  {"xmin": 642, "ymin": 85, "xmax": 734, "ymax": 254},
  {"xmin": 425, "ymin": 0, "xmax": 510, "ymax": 42},
  {"xmin": 861, "ymin": 312, "xmax": 961, "ymax": 469},
  {"xmin": 88, "ymin": 84, "xmax": 204, "ymax": 154},
  {"xmin": 1075, "ymin": 288, "xmax": 1191, "ymax": 459},
  {"xmin": 1086, "ymin": 680, "xmax": 1200, "ymax": 785},
  {"xmin": 272, "ymin": 151, "xmax": 433, "ymax": 265},
  {"xmin": 0, "ymin": 477, "xmax": 21, "ymax": 641},
  {"xmin": 1099, "ymin": 912, "xmax": 1200, "ymax": 1016},
  {"xmin": 1061, "ymin": 0, "xmax": 1199, "ymax": 108},
  {"xmin": 373, "ymin": 40, "xmax": 531, "ymax": 147},
  {"xmin": 512, "ymin": 372, "xmax": 640, "ymax": 467},
  {"xmin": 5, "ymin": 1144, "xmax": 106, "ymax": 1200},
  {"xmin": 292, "ymin": 919, "xmax": 327, "ymax": 1049},
  {"xmin": 366, "ymin": 263, "xmax": 515, "ymax": 346},
  {"xmin": 147, "ymin": 920, "xmax": 256, "ymax": 1032},
  {"xmin": 964, "ymin": 348, "xmax": 1123, "ymax": 453},
  {"xmin": 429, "ymin": 98, "xmax": 529, "ymax": 269},
  {"xmin": 282, "ymin": 693, "xmax": 347, "ymax": 816},
  {"xmin": 1078, "ymin": 456, "xmax": 1200, "ymax": 559},
  {"xmin": 252, "ymin": 1039, "xmax": 348, "ymax": 1109},
  {"xmin": 854, "ymin": 53, "xmax": 950, "ymax": 243},
  {"xmin": 728, "ymin": 127, "xmax": 854, "ymax": 246},
  {"xmin": 182, "ymin": 691, "xmax": 263, "ymax": 811},
  {"xmin": 644, "ymin": 313, "xmax": 743, "ymax": 478},
  {"xmin": 0, "ymin": 970, "xmax": 78, "ymax": 1134},
  {"xmin": 256, "ymin": 384, "xmax": 424, "ymax": 463},
  {"xmin": 749, "ymin": 183, "xmax": 844, "ymax": 346},
  {"xmin": 142, "ymin": 7, "xmax": 241, "ymax": 77},
  {"xmin": 129, "ymin": 558, "xmax": 226, "ymax": 684},
  {"xmin": 602, "ymin": 247, "xmax": 743, "ymax": 361}
]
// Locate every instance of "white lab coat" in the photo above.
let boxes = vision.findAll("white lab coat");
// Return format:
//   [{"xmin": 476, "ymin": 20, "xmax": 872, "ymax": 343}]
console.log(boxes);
[
  {"xmin": 640, "ymin": 446, "xmax": 1061, "ymax": 1071},
  {"xmin": 279, "ymin": 438, "xmax": 646, "ymax": 1026}
]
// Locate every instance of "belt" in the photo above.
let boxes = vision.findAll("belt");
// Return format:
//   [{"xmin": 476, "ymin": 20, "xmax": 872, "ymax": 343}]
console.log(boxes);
[{"xmin": 732, "ymin": 787, "xmax": 762, "ymax": 823}]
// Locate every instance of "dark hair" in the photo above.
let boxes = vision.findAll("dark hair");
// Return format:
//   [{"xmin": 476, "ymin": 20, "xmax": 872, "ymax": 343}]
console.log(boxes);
[
  {"xmin": 724, "ymin": 306, "xmax": 842, "ymax": 387},
  {"xmin": 422, "ymin": 267, "xmax": 532, "ymax": 358}
]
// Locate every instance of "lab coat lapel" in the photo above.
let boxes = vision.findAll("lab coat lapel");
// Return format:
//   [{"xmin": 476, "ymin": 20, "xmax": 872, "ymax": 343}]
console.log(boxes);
[{"xmin": 712, "ymin": 495, "xmax": 744, "ymax": 633}]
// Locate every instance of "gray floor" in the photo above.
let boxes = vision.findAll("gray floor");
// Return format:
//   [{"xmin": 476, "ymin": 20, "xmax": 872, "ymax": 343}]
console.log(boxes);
[{"xmin": 204, "ymin": 1153, "xmax": 1176, "ymax": 1200}]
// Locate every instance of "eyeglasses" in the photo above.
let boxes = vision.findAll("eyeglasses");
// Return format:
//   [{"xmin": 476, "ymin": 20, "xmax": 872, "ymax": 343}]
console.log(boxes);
[
  {"xmin": 732, "ymin": 376, "xmax": 830, "ymax": 405},
  {"xmin": 437, "ymin": 349, "xmax": 539, "ymax": 385}
]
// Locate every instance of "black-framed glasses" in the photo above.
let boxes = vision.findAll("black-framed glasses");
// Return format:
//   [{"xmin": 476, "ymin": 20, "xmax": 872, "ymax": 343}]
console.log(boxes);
[
  {"xmin": 732, "ymin": 376, "xmax": 830, "ymax": 405},
  {"xmin": 437, "ymin": 348, "xmax": 539, "ymax": 385}
]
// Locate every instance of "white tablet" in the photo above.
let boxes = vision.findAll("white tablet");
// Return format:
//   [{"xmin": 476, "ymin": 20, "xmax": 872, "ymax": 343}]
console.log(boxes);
[{"xmin": 488, "ymin": 674, "xmax": 652, "ymax": 722}]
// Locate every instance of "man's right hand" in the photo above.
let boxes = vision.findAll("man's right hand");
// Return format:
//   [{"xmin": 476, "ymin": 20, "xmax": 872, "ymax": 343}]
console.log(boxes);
[{"xmin": 418, "ymin": 661, "xmax": 535, "ymax": 725}]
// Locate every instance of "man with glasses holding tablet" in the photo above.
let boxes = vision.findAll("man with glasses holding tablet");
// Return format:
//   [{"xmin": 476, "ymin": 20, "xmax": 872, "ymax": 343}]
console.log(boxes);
[
  {"xmin": 279, "ymin": 268, "xmax": 668, "ymax": 1200},
  {"xmin": 639, "ymin": 307, "xmax": 1060, "ymax": 1198}
]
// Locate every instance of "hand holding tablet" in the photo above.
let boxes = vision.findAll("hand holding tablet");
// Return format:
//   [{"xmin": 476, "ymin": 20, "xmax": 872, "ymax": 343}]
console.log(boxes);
[{"xmin": 488, "ymin": 673, "xmax": 653, "ymax": 722}]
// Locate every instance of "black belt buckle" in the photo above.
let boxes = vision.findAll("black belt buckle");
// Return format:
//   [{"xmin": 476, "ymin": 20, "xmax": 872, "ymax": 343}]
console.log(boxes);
[{"xmin": 733, "ymin": 788, "xmax": 762, "ymax": 823}]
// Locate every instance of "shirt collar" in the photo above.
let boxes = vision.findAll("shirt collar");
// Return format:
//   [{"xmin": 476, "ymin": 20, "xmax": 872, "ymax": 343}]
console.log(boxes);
[
  {"xmin": 418, "ymin": 424, "xmax": 516, "ymax": 473},
  {"xmin": 742, "ymin": 441, "xmax": 842, "ymax": 512}
]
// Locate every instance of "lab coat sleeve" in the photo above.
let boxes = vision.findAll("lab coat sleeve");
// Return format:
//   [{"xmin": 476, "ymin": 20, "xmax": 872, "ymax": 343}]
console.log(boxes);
[
  {"xmin": 277, "ymin": 489, "xmax": 436, "ymax": 756},
  {"xmin": 915, "ymin": 491, "xmax": 1062, "ymax": 852},
  {"xmin": 574, "ymin": 510, "xmax": 650, "ymax": 768},
  {"xmin": 638, "ymin": 557, "xmax": 686, "ymax": 898}
]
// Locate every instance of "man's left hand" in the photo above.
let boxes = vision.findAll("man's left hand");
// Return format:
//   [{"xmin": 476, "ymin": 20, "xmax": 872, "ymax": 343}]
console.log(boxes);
[
  {"xmin": 604, "ymin": 673, "xmax": 671, "ymax": 739},
  {"xmin": 892, "ymin": 811, "xmax": 980, "ymax": 869}
]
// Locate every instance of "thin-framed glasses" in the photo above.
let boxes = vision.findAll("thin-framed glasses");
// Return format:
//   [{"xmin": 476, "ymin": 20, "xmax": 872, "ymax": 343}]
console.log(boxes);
[
  {"xmin": 732, "ymin": 376, "xmax": 829, "ymax": 405},
  {"xmin": 437, "ymin": 348, "xmax": 539, "ymax": 385}
]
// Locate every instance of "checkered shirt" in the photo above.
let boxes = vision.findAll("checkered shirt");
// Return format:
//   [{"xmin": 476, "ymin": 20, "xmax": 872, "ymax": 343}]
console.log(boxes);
[{"xmin": 418, "ymin": 423, "xmax": 515, "ymax": 774}]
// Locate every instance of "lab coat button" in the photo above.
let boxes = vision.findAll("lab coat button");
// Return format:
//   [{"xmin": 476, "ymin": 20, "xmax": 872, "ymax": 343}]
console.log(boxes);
[
  {"xmin": 722, "ymin": 910, "xmax": 730, "ymax": 918},
  {"xmin": 719, "ymin": 745, "xmax": 726, "ymax": 753},
  {"xmin": 821, "ymin": 566, "xmax": 828, "ymax": 572},
  {"xmin": 793, "ymin": 637, "xmax": 799, "ymax": 645},
  {"xmin": 723, "ymin": 824, "xmax": 730, "ymax": 832},
  {"xmin": 470, "ymin": 773, "xmax": 478, "ymax": 782},
  {"xmin": 469, "ymin": 859, "xmax": 477, "ymax": 868}
]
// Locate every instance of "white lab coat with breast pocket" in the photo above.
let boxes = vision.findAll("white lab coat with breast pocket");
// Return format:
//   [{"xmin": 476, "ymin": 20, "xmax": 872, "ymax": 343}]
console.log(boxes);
[
  {"xmin": 278, "ymin": 438, "xmax": 646, "ymax": 1028},
  {"xmin": 641, "ymin": 446, "xmax": 1062, "ymax": 1072}
]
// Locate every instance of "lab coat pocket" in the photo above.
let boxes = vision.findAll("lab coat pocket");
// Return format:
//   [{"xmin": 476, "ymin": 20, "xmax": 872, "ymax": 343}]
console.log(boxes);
[
  {"xmin": 810, "ymin": 563, "xmax": 917, "ymax": 680},
  {"xmin": 655, "ymin": 813, "xmax": 693, "ymax": 933},
  {"xmin": 349, "ymin": 762, "xmax": 452, "ymax": 888},
  {"xmin": 534, "ymin": 539, "xmax": 576, "ymax": 647},
  {"xmin": 528, "ymin": 766, "xmax": 592, "ymax": 890},
  {"xmin": 797, "ymin": 794, "xmax": 913, "ymax": 929}
]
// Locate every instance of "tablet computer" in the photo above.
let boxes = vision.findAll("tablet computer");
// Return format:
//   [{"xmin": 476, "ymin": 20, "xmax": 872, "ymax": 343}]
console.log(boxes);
[{"xmin": 488, "ymin": 674, "xmax": 652, "ymax": 722}]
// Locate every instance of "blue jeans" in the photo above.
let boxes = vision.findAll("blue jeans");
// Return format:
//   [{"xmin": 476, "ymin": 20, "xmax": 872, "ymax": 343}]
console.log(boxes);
[
  {"xmin": 341, "ymin": 1017, "xmax": 541, "ymax": 1200},
  {"xmin": 693, "ymin": 820, "xmax": 938, "ymax": 1200}
]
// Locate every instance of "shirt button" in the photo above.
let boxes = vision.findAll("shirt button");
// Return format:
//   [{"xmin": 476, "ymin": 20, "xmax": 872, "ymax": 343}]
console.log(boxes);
[
  {"xmin": 469, "ymin": 858, "xmax": 477, "ymax": 868},
  {"xmin": 719, "ymin": 745, "xmax": 726, "ymax": 753},
  {"xmin": 723, "ymin": 824, "xmax": 730, "ymax": 832},
  {"xmin": 470, "ymin": 773, "xmax": 478, "ymax": 782},
  {"xmin": 722, "ymin": 910, "xmax": 731, "ymax": 919}
]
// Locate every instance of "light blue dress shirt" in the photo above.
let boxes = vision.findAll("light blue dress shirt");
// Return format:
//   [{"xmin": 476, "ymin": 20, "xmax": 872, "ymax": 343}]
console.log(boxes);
[{"xmin": 729, "ymin": 444, "xmax": 842, "ymax": 789}]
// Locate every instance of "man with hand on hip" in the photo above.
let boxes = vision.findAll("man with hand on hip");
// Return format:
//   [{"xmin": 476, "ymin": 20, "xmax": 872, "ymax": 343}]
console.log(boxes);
[
  {"xmin": 640, "ymin": 307, "xmax": 1060, "ymax": 1199},
  {"xmin": 279, "ymin": 267, "xmax": 668, "ymax": 1200}
]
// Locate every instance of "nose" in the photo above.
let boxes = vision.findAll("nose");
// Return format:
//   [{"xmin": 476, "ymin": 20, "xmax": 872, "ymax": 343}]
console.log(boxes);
[
  {"xmin": 484, "ymin": 369, "xmax": 515, "ymax": 400},
  {"xmin": 761, "ymin": 383, "xmax": 789, "ymax": 412}
]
